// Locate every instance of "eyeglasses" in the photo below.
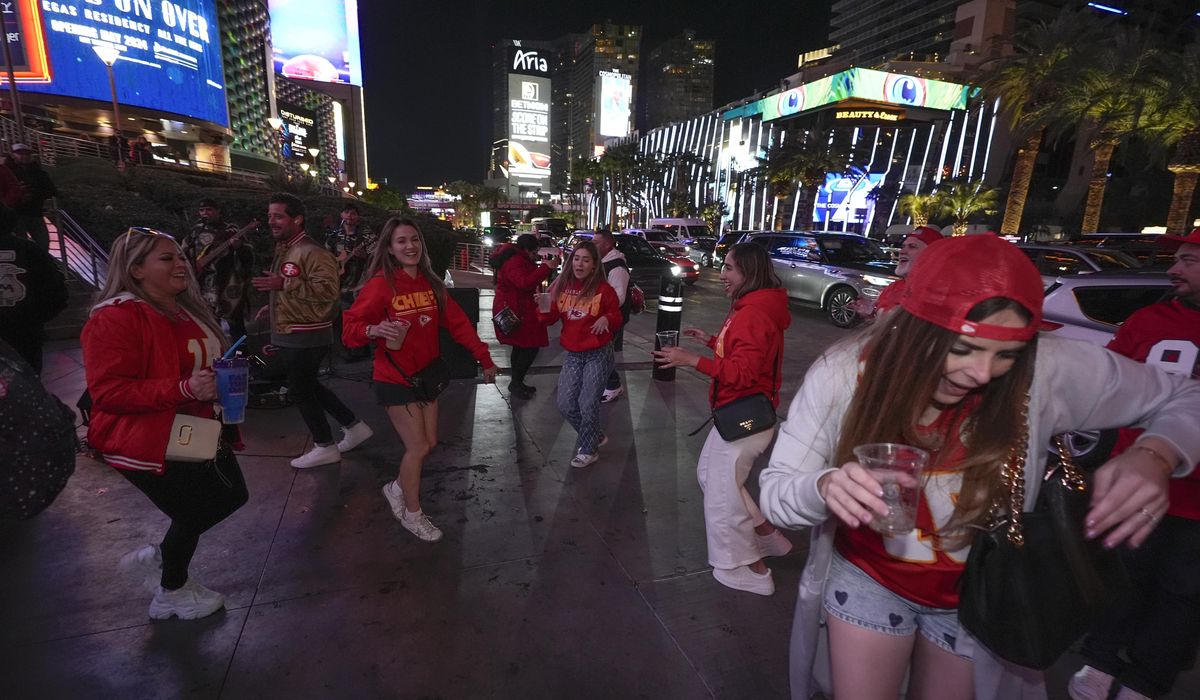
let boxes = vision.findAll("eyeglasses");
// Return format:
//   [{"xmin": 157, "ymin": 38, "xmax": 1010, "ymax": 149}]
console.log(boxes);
[{"xmin": 123, "ymin": 227, "xmax": 172, "ymax": 245}]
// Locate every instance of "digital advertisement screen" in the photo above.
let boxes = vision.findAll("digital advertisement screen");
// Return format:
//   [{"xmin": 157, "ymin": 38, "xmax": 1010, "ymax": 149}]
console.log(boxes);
[
  {"xmin": 6, "ymin": 0, "xmax": 228, "ymax": 126},
  {"xmin": 597, "ymin": 71, "xmax": 631, "ymax": 138},
  {"xmin": 507, "ymin": 73, "xmax": 550, "ymax": 181},
  {"xmin": 815, "ymin": 172, "xmax": 884, "ymax": 225},
  {"xmin": 268, "ymin": 0, "xmax": 363, "ymax": 86},
  {"xmin": 750, "ymin": 68, "xmax": 973, "ymax": 123},
  {"xmin": 278, "ymin": 101, "xmax": 318, "ymax": 160}
]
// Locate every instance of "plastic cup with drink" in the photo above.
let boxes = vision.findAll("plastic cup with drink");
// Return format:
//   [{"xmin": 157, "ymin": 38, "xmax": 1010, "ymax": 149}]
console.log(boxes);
[
  {"xmin": 385, "ymin": 318, "xmax": 411, "ymax": 351},
  {"xmin": 536, "ymin": 292, "xmax": 553, "ymax": 314},
  {"xmin": 852, "ymin": 443, "xmax": 929, "ymax": 536},
  {"xmin": 212, "ymin": 357, "xmax": 249, "ymax": 424}
]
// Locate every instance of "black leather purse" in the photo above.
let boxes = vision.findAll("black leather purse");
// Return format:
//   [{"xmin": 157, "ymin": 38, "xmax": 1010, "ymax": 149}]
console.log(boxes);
[
  {"xmin": 385, "ymin": 352, "xmax": 449, "ymax": 402},
  {"xmin": 958, "ymin": 422, "xmax": 1132, "ymax": 669},
  {"xmin": 701, "ymin": 350, "xmax": 780, "ymax": 442}
]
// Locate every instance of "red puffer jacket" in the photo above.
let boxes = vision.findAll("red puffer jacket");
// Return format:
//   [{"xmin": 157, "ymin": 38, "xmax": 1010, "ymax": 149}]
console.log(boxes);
[
  {"xmin": 493, "ymin": 247, "xmax": 552, "ymax": 348},
  {"xmin": 82, "ymin": 294, "xmax": 218, "ymax": 474}
]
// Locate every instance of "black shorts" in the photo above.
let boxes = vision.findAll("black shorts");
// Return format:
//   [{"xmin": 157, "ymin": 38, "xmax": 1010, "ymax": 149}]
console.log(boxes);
[{"xmin": 374, "ymin": 380, "xmax": 421, "ymax": 406}]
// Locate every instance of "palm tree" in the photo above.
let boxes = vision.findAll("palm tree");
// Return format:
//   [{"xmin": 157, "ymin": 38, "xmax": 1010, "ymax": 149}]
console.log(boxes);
[
  {"xmin": 936, "ymin": 181, "xmax": 1001, "ymax": 236},
  {"xmin": 896, "ymin": 192, "xmax": 941, "ymax": 227},
  {"xmin": 976, "ymin": 9, "xmax": 1103, "ymax": 236},
  {"xmin": 1061, "ymin": 27, "xmax": 1170, "ymax": 233},
  {"xmin": 445, "ymin": 180, "xmax": 481, "ymax": 228},
  {"xmin": 763, "ymin": 130, "xmax": 850, "ymax": 231},
  {"xmin": 1158, "ymin": 44, "xmax": 1200, "ymax": 234}
]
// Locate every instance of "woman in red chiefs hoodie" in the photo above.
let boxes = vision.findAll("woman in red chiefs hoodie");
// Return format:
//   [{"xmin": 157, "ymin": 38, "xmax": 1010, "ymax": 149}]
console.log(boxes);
[
  {"xmin": 654, "ymin": 243, "xmax": 793, "ymax": 596},
  {"xmin": 83, "ymin": 228, "xmax": 248, "ymax": 621},
  {"xmin": 539, "ymin": 241, "xmax": 623, "ymax": 469},
  {"xmin": 343, "ymin": 218, "xmax": 497, "ymax": 543}
]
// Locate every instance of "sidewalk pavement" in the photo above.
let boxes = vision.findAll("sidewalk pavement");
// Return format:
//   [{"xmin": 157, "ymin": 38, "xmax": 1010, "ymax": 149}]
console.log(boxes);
[{"xmin": 3, "ymin": 273, "xmax": 1197, "ymax": 698}]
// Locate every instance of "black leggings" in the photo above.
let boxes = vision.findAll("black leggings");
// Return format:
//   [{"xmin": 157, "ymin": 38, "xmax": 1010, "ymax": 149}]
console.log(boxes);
[
  {"xmin": 119, "ymin": 448, "xmax": 249, "ymax": 590},
  {"xmin": 280, "ymin": 345, "xmax": 357, "ymax": 445},
  {"xmin": 510, "ymin": 346, "xmax": 539, "ymax": 386}
]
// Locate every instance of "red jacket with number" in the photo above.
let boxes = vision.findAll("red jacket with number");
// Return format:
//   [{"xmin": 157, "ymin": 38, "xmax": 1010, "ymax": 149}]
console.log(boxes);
[
  {"xmin": 1106, "ymin": 298, "xmax": 1200, "ymax": 520},
  {"xmin": 81, "ymin": 294, "xmax": 220, "ymax": 474},
  {"xmin": 492, "ymin": 245, "xmax": 552, "ymax": 348},
  {"xmin": 696, "ymin": 287, "xmax": 790, "ymax": 408},
  {"xmin": 538, "ymin": 280, "xmax": 623, "ymax": 353},
  {"xmin": 342, "ymin": 269, "xmax": 495, "ymax": 386}
]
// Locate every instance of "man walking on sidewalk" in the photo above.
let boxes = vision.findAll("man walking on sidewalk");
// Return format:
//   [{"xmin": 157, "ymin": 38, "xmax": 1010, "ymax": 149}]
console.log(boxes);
[
  {"xmin": 594, "ymin": 228, "xmax": 630, "ymax": 403},
  {"xmin": 252, "ymin": 193, "xmax": 372, "ymax": 468}
]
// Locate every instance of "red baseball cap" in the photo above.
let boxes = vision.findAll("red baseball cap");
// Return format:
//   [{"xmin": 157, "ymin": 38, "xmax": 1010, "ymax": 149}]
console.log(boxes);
[
  {"xmin": 907, "ymin": 226, "xmax": 945, "ymax": 246},
  {"xmin": 1161, "ymin": 228, "xmax": 1200, "ymax": 246},
  {"xmin": 900, "ymin": 235, "xmax": 1043, "ymax": 341}
]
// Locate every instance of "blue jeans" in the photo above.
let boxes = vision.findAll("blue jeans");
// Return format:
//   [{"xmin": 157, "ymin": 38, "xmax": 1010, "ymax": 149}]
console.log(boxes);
[{"xmin": 556, "ymin": 345, "xmax": 614, "ymax": 456}]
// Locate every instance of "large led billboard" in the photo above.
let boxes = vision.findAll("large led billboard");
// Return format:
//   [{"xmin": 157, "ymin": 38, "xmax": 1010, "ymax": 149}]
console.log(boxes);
[
  {"xmin": 268, "ymin": 0, "xmax": 363, "ymax": 86},
  {"xmin": 733, "ymin": 68, "xmax": 974, "ymax": 123},
  {"xmin": 5, "ymin": 0, "xmax": 228, "ymax": 126},
  {"xmin": 507, "ymin": 73, "xmax": 551, "ymax": 182},
  {"xmin": 597, "ymin": 71, "xmax": 631, "ymax": 138},
  {"xmin": 815, "ymin": 173, "xmax": 884, "ymax": 225}
]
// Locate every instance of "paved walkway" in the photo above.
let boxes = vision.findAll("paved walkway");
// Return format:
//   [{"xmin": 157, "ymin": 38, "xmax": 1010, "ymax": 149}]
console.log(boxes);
[{"xmin": 3, "ymin": 273, "xmax": 1197, "ymax": 698}]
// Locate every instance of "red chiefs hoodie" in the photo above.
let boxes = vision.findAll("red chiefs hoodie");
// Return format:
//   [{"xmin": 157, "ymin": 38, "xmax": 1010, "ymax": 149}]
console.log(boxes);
[
  {"xmin": 539, "ymin": 280, "xmax": 623, "ymax": 353},
  {"xmin": 343, "ymin": 269, "xmax": 495, "ymax": 385},
  {"xmin": 696, "ymin": 287, "xmax": 791, "ymax": 408}
]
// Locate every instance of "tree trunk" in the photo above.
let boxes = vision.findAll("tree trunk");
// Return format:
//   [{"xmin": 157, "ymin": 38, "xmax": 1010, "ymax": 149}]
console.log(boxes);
[
  {"xmin": 1080, "ymin": 140, "xmax": 1117, "ymax": 235},
  {"xmin": 1000, "ymin": 132, "xmax": 1042, "ymax": 236},
  {"xmin": 1166, "ymin": 172, "xmax": 1199, "ymax": 235},
  {"xmin": 953, "ymin": 222, "xmax": 968, "ymax": 237}
]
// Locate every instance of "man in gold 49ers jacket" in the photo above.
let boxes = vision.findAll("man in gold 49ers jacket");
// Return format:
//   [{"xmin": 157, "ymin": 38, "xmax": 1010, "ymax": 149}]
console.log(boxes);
[{"xmin": 252, "ymin": 193, "xmax": 373, "ymax": 468}]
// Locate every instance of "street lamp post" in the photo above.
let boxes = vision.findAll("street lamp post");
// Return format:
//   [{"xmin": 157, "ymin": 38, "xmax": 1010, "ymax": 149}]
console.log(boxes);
[
  {"xmin": 93, "ymin": 45, "xmax": 123, "ymax": 139},
  {"xmin": 1, "ymin": 13, "xmax": 25, "ymax": 143}
]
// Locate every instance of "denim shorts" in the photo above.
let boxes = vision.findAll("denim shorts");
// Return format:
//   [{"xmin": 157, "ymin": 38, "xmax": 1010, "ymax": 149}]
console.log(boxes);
[{"xmin": 823, "ymin": 552, "xmax": 969, "ymax": 658}]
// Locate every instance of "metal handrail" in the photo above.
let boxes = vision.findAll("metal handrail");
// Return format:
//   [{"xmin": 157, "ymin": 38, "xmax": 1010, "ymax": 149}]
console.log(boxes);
[
  {"xmin": 451, "ymin": 243, "xmax": 491, "ymax": 273},
  {"xmin": 50, "ymin": 208, "xmax": 109, "ymax": 288}
]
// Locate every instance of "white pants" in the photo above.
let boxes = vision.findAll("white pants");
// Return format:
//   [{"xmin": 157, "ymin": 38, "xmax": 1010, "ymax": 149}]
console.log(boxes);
[{"xmin": 696, "ymin": 426, "xmax": 776, "ymax": 570}]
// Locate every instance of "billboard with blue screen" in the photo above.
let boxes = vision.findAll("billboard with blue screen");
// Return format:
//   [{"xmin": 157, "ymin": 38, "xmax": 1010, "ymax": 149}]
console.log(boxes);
[
  {"xmin": 268, "ymin": 0, "xmax": 363, "ymax": 86},
  {"xmin": 815, "ymin": 173, "xmax": 884, "ymax": 226},
  {"xmin": 5, "ymin": 0, "xmax": 228, "ymax": 127}
]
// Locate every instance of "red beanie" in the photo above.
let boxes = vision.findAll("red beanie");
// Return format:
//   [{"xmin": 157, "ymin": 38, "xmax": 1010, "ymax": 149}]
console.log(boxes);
[{"xmin": 1161, "ymin": 228, "xmax": 1200, "ymax": 246}]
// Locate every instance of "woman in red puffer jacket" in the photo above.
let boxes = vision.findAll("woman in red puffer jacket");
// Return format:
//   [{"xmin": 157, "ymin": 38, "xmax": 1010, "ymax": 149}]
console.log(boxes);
[{"xmin": 491, "ymin": 234, "xmax": 552, "ymax": 399}]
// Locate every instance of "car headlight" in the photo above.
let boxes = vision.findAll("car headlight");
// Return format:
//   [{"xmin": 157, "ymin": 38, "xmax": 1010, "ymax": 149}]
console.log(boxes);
[
  {"xmin": 482, "ymin": 236, "xmax": 494, "ymax": 247},
  {"xmin": 863, "ymin": 275, "xmax": 894, "ymax": 287},
  {"xmin": 684, "ymin": 245, "xmax": 691, "ymax": 252},
  {"xmin": 671, "ymin": 265, "xmax": 683, "ymax": 276}
]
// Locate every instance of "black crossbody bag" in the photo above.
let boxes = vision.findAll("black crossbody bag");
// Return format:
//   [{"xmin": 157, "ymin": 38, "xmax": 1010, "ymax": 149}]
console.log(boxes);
[
  {"xmin": 379, "ymin": 296, "xmax": 451, "ymax": 403},
  {"xmin": 690, "ymin": 350, "xmax": 781, "ymax": 442}
]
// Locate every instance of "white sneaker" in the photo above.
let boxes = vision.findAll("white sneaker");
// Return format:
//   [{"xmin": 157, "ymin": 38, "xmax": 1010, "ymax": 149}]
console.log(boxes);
[
  {"xmin": 400, "ymin": 509, "xmax": 443, "ymax": 542},
  {"xmin": 118, "ymin": 544, "xmax": 162, "ymax": 593},
  {"xmin": 381, "ymin": 480, "xmax": 405, "ymax": 520},
  {"xmin": 756, "ymin": 529, "xmax": 794, "ymax": 558},
  {"xmin": 600, "ymin": 387, "xmax": 623, "ymax": 403},
  {"xmin": 290, "ymin": 443, "xmax": 341, "ymax": 469},
  {"xmin": 336, "ymin": 421, "xmax": 373, "ymax": 453},
  {"xmin": 148, "ymin": 579, "xmax": 226, "ymax": 620},
  {"xmin": 1068, "ymin": 666, "xmax": 1116, "ymax": 700},
  {"xmin": 713, "ymin": 565, "xmax": 775, "ymax": 596},
  {"xmin": 570, "ymin": 451, "xmax": 599, "ymax": 469}
]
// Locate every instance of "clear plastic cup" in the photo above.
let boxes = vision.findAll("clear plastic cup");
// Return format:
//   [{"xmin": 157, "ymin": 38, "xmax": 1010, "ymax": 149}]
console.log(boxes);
[
  {"xmin": 385, "ymin": 319, "xmax": 410, "ymax": 350},
  {"xmin": 853, "ymin": 443, "xmax": 929, "ymax": 536},
  {"xmin": 212, "ymin": 357, "xmax": 249, "ymax": 425},
  {"xmin": 536, "ymin": 292, "xmax": 552, "ymax": 314},
  {"xmin": 655, "ymin": 330, "xmax": 679, "ymax": 348}
]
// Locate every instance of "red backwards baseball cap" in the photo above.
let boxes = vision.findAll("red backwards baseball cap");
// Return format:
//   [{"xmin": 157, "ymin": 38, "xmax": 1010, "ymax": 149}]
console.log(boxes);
[
  {"xmin": 1161, "ymin": 228, "xmax": 1200, "ymax": 246},
  {"xmin": 907, "ymin": 226, "xmax": 945, "ymax": 246},
  {"xmin": 900, "ymin": 235, "xmax": 1043, "ymax": 341}
]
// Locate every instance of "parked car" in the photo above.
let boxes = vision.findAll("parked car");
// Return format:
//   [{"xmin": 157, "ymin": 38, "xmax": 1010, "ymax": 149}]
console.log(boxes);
[
  {"xmin": 623, "ymin": 228, "xmax": 690, "ymax": 257},
  {"xmin": 743, "ymin": 231, "xmax": 899, "ymax": 327},
  {"xmin": 685, "ymin": 237, "xmax": 717, "ymax": 268},
  {"xmin": 531, "ymin": 217, "xmax": 568, "ymax": 238},
  {"xmin": 564, "ymin": 232, "xmax": 683, "ymax": 296},
  {"xmin": 713, "ymin": 231, "xmax": 753, "ymax": 268},
  {"xmin": 1017, "ymin": 243, "xmax": 1141, "ymax": 288},
  {"xmin": 648, "ymin": 217, "xmax": 711, "ymax": 240},
  {"xmin": 1040, "ymin": 270, "xmax": 1175, "ymax": 467}
]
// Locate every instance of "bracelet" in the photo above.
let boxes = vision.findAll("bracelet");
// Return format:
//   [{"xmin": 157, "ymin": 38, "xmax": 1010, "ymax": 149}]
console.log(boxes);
[
  {"xmin": 366, "ymin": 324, "xmax": 374, "ymax": 339},
  {"xmin": 1133, "ymin": 444, "xmax": 1177, "ymax": 476}
]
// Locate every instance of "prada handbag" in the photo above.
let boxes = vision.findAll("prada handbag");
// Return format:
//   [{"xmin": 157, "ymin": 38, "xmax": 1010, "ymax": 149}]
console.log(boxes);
[
  {"xmin": 165, "ymin": 413, "xmax": 222, "ymax": 463},
  {"xmin": 958, "ymin": 422, "xmax": 1131, "ymax": 669},
  {"xmin": 708, "ymin": 348, "xmax": 781, "ymax": 442}
]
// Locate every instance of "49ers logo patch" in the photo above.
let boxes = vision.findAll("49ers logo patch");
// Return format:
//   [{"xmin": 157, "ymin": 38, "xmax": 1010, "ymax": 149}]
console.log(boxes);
[{"xmin": 280, "ymin": 262, "xmax": 301, "ymax": 278}]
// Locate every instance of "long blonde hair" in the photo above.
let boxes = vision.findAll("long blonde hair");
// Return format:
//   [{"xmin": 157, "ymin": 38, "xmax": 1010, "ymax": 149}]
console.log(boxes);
[
  {"xmin": 548, "ymin": 241, "xmax": 605, "ymax": 303},
  {"xmin": 94, "ymin": 228, "xmax": 227, "ymax": 345},
  {"xmin": 360, "ymin": 217, "xmax": 446, "ymax": 303}
]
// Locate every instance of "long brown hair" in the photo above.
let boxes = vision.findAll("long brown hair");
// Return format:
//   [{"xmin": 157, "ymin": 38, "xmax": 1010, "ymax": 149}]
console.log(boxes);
[
  {"xmin": 361, "ymin": 217, "xmax": 446, "ymax": 303},
  {"xmin": 833, "ymin": 298, "xmax": 1037, "ymax": 543},
  {"xmin": 548, "ymin": 241, "xmax": 605, "ymax": 302},
  {"xmin": 727, "ymin": 242, "xmax": 782, "ymax": 299},
  {"xmin": 94, "ymin": 228, "xmax": 226, "ymax": 346}
]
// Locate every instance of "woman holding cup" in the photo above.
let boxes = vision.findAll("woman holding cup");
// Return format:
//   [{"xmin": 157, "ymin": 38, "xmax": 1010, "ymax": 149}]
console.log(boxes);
[
  {"xmin": 490, "ymin": 234, "xmax": 553, "ymax": 399},
  {"xmin": 758, "ymin": 235, "xmax": 1200, "ymax": 700},
  {"xmin": 539, "ymin": 241, "xmax": 622, "ymax": 469},
  {"xmin": 653, "ymin": 243, "xmax": 793, "ymax": 596},
  {"xmin": 343, "ymin": 218, "xmax": 497, "ymax": 543},
  {"xmin": 82, "ymin": 227, "xmax": 248, "ymax": 620}
]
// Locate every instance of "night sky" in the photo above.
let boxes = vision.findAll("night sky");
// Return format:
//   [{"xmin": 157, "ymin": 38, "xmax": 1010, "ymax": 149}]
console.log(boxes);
[{"xmin": 358, "ymin": 0, "xmax": 835, "ymax": 192}]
